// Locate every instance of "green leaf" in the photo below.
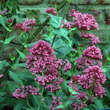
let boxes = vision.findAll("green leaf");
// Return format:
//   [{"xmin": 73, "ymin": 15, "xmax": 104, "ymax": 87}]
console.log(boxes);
[
  {"xmin": 24, "ymin": 41, "xmax": 38, "ymax": 48},
  {"xmin": 0, "ymin": 15, "xmax": 11, "ymax": 32},
  {"xmin": 94, "ymin": 98, "xmax": 104, "ymax": 109},
  {"xmin": 16, "ymin": 49, "xmax": 26, "ymax": 59},
  {"xmin": 53, "ymin": 39, "xmax": 73, "ymax": 56},
  {"xmin": 7, "ymin": 81, "xmax": 19, "ymax": 93},
  {"xmin": 64, "ymin": 100, "xmax": 73, "ymax": 107},
  {"xmin": 56, "ymin": 105, "xmax": 65, "ymax": 109},
  {"xmin": 53, "ymin": 28, "xmax": 72, "ymax": 46},
  {"xmin": 13, "ymin": 63, "xmax": 26, "ymax": 69},
  {"xmin": 0, "ymin": 92, "xmax": 6, "ymax": 97},
  {"xmin": 9, "ymin": 71, "xmax": 23, "ymax": 85},
  {"xmin": 53, "ymin": 28, "xmax": 69, "ymax": 37},
  {"xmin": 0, "ymin": 60, "xmax": 10, "ymax": 70},
  {"xmin": 32, "ymin": 95, "xmax": 40, "ymax": 108},
  {"xmin": 9, "ymin": 54, "xmax": 16, "ymax": 61},
  {"xmin": 16, "ymin": 69, "xmax": 32, "ymax": 80},
  {"xmin": 14, "ymin": 103, "xmax": 24, "ymax": 110},
  {"xmin": 49, "ymin": 14, "xmax": 62, "ymax": 28},
  {"xmin": 4, "ymin": 34, "xmax": 16, "ymax": 44},
  {"xmin": 69, "ymin": 27, "xmax": 77, "ymax": 32},
  {"xmin": 66, "ymin": 0, "xmax": 72, "ymax": 3}
]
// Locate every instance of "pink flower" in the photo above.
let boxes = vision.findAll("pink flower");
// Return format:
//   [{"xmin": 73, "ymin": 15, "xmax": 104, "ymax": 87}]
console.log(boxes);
[
  {"xmin": 81, "ymin": 32, "xmax": 100, "ymax": 45},
  {"xmin": 62, "ymin": 19, "xmax": 74, "ymax": 29},
  {"xmin": 0, "ymin": 9, "xmax": 7, "ymax": 15},
  {"xmin": 91, "ymin": 36, "xmax": 100, "ymax": 45},
  {"xmin": 94, "ymin": 83, "xmax": 106, "ymax": 98},
  {"xmin": 13, "ymin": 85, "xmax": 39, "ymax": 99},
  {"xmin": 15, "ymin": 23, "xmax": 22, "ymax": 30},
  {"xmin": 45, "ymin": 77, "xmax": 64, "ymax": 92},
  {"xmin": 72, "ymin": 101, "xmax": 87, "ymax": 110},
  {"xmin": 76, "ymin": 56, "xmax": 95, "ymax": 69},
  {"xmin": 0, "ymin": 74, "xmax": 3, "ymax": 78},
  {"xmin": 15, "ymin": 18, "xmax": 36, "ymax": 32},
  {"xmin": 77, "ymin": 65, "xmax": 106, "ymax": 98},
  {"xmin": 46, "ymin": 8, "xmax": 56, "ymax": 15},
  {"xmin": 26, "ymin": 40, "xmax": 54, "ymax": 73},
  {"xmin": 8, "ymin": 19, "xmax": 13, "ymax": 23},
  {"xmin": 70, "ymin": 9, "xmax": 98, "ymax": 30},
  {"xmin": 68, "ymin": 82, "xmax": 87, "ymax": 110},
  {"xmin": 83, "ymin": 45, "xmax": 102, "ymax": 60},
  {"xmin": 50, "ymin": 96, "xmax": 62, "ymax": 110},
  {"xmin": 64, "ymin": 59, "xmax": 72, "ymax": 72}
]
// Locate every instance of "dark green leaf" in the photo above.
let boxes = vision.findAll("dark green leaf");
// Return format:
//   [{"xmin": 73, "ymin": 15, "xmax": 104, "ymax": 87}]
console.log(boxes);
[
  {"xmin": 0, "ymin": 15, "xmax": 11, "ymax": 32},
  {"xmin": 49, "ymin": 14, "xmax": 62, "ymax": 28},
  {"xmin": 9, "ymin": 71, "xmax": 23, "ymax": 85},
  {"xmin": 16, "ymin": 49, "xmax": 26, "ymax": 59},
  {"xmin": 4, "ymin": 34, "xmax": 16, "ymax": 44}
]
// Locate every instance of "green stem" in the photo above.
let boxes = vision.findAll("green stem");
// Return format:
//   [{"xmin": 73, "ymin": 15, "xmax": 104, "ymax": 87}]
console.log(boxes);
[
  {"xmin": 26, "ymin": 98, "xmax": 33, "ymax": 110},
  {"xmin": 38, "ymin": 86, "xmax": 44, "ymax": 110},
  {"xmin": 51, "ymin": 35, "xmax": 56, "ymax": 47}
]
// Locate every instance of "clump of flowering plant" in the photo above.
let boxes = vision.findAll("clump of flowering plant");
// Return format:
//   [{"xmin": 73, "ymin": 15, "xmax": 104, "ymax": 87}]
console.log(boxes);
[
  {"xmin": 12, "ymin": 8, "xmax": 106, "ymax": 110},
  {"xmin": 67, "ymin": 9, "xmax": 106, "ymax": 109},
  {"xmin": 15, "ymin": 18, "xmax": 36, "ymax": 32},
  {"xmin": 0, "ymin": 1, "xmax": 107, "ymax": 109},
  {"xmin": 26, "ymin": 40, "xmax": 71, "ymax": 92}
]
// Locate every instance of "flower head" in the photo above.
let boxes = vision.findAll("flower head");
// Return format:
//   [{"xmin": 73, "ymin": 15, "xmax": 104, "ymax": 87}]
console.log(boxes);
[
  {"xmin": 83, "ymin": 45, "xmax": 102, "ymax": 60},
  {"xmin": 13, "ymin": 85, "xmax": 39, "ymax": 99},
  {"xmin": 70, "ymin": 9, "xmax": 98, "ymax": 30},
  {"xmin": 46, "ymin": 8, "xmax": 56, "ymax": 15}
]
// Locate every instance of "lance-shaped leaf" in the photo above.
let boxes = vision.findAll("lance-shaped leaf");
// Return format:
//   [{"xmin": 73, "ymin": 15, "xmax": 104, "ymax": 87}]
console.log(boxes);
[
  {"xmin": 16, "ymin": 49, "xmax": 26, "ymax": 59},
  {"xmin": 0, "ymin": 15, "xmax": 11, "ymax": 32}
]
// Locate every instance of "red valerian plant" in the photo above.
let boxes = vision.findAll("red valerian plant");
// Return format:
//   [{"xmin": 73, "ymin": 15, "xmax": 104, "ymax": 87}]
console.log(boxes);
[
  {"xmin": 12, "ymin": 8, "xmax": 106, "ymax": 110},
  {"xmin": 67, "ymin": 9, "xmax": 106, "ymax": 109}
]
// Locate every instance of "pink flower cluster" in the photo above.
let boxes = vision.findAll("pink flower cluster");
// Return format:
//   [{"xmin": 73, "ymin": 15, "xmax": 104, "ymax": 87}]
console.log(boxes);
[
  {"xmin": 76, "ymin": 56, "xmax": 94, "ymax": 69},
  {"xmin": 64, "ymin": 59, "xmax": 72, "ymax": 72},
  {"xmin": 77, "ymin": 65, "xmax": 106, "ymax": 97},
  {"xmin": 70, "ymin": 9, "xmax": 98, "ymax": 30},
  {"xmin": 68, "ymin": 82, "xmax": 87, "ymax": 110},
  {"xmin": 81, "ymin": 32, "xmax": 100, "ymax": 45},
  {"xmin": 13, "ymin": 85, "xmax": 39, "ymax": 99},
  {"xmin": 45, "ymin": 77, "xmax": 64, "ymax": 92},
  {"xmin": 50, "ymin": 96, "xmax": 62, "ymax": 110},
  {"xmin": 76, "ymin": 45, "xmax": 102, "ymax": 69},
  {"xmin": 26, "ymin": 40, "xmax": 71, "ymax": 92},
  {"xmin": 94, "ymin": 83, "xmax": 106, "ymax": 98},
  {"xmin": 15, "ymin": 18, "xmax": 36, "ymax": 32},
  {"xmin": 68, "ymin": 9, "xmax": 106, "ymax": 109},
  {"xmin": 83, "ymin": 45, "xmax": 102, "ymax": 60},
  {"xmin": 72, "ymin": 99, "xmax": 87, "ymax": 110},
  {"xmin": 46, "ymin": 8, "xmax": 56, "ymax": 15}
]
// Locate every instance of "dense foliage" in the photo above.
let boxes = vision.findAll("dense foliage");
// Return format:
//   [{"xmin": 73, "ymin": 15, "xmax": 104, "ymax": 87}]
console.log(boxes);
[{"xmin": 0, "ymin": 0, "xmax": 110, "ymax": 110}]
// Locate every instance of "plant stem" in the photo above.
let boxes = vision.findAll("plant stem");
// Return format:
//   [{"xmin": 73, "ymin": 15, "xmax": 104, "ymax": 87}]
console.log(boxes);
[
  {"xmin": 51, "ymin": 35, "xmax": 56, "ymax": 47},
  {"xmin": 26, "ymin": 98, "xmax": 33, "ymax": 110},
  {"xmin": 38, "ymin": 86, "xmax": 44, "ymax": 110}
]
